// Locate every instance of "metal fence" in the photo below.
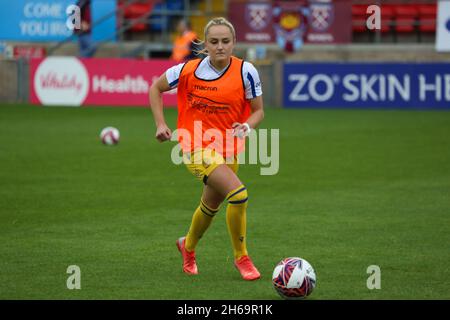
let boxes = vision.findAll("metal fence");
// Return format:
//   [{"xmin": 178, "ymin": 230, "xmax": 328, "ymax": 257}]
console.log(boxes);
[
  {"xmin": 0, "ymin": 59, "xmax": 29, "ymax": 104},
  {"xmin": 254, "ymin": 60, "xmax": 279, "ymax": 108}
]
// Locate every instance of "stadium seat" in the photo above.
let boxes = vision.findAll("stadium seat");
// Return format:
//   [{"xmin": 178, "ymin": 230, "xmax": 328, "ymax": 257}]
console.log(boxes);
[
  {"xmin": 419, "ymin": 16, "xmax": 436, "ymax": 33},
  {"xmin": 351, "ymin": 5, "xmax": 368, "ymax": 33},
  {"xmin": 418, "ymin": 4, "xmax": 436, "ymax": 33},
  {"xmin": 149, "ymin": 2, "xmax": 167, "ymax": 32},
  {"xmin": 380, "ymin": 5, "xmax": 394, "ymax": 33},
  {"xmin": 417, "ymin": 4, "xmax": 436, "ymax": 16},
  {"xmin": 166, "ymin": 0, "xmax": 185, "ymax": 31},
  {"xmin": 123, "ymin": 1, "xmax": 155, "ymax": 32},
  {"xmin": 394, "ymin": 5, "xmax": 418, "ymax": 33},
  {"xmin": 167, "ymin": 0, "xmax": 184, "ymax": 11},
  {"xmin": 351, "ymin": 4, "xmax": 366, "ymax": 16}
]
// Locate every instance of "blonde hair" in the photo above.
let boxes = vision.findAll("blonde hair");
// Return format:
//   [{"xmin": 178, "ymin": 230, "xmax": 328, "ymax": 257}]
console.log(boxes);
[{"xmin": 194, "ymin": 17, "xmax": 236, "ymax": 56}]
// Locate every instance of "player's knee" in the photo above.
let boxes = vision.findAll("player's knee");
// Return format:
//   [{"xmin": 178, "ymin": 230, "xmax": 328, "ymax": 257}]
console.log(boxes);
[
  {"xmin": 226, "ymin": 185, "xmax": 248, "ymax": 205},
  {"xmin": 200, "ymin": 199, "xmax": 220, "ymax": 217}
]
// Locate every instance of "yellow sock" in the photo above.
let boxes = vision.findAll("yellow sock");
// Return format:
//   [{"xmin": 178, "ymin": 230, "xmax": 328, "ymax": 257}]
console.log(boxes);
[
  {"xmin": 225, "ymin": 185, "xmax": 249, "ymax": 260},
  {"xmin": 185, "ymin": 199, "xmax": 219, "ymax": 252}
]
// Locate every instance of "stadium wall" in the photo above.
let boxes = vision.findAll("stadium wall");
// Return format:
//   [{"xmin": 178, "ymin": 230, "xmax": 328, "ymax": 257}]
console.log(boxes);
[{"xmin": 1, "ymin": 43, "xmax": 450, "ymax": 108}]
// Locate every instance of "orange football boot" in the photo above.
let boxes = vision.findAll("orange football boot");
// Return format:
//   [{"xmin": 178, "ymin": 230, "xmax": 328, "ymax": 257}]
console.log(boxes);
[
  {"xmin": 234, "ymin": 255, "xmax": 261, "ymax": 281},
  {"xmin": 176, "ymin": 237, "xmax": 198, "ymax": 275}
]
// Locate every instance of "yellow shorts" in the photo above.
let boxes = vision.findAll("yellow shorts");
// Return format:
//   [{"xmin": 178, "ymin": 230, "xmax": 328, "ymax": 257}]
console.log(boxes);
[{"xmin": 183, "ymin": 149, "xmax": 239, "ymax": 184}]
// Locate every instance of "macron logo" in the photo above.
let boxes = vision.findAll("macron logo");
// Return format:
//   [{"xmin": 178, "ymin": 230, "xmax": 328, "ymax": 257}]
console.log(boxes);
[
  {"xmin": 194, "ymin": 84, "xmax": 218, "ymax": 91},
  {"xmin": 92, "ymin": 75, "xmax": 149, "ymax": 93}
]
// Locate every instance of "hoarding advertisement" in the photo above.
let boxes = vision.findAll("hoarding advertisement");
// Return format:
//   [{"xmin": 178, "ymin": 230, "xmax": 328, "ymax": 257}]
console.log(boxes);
[
  {"xmin": 284, "ymin": 63, "xmax": 450, "ymax": 108},
  {"xmin": 30, "ymin": 57, "xmax": 178, "ymax": 107}
]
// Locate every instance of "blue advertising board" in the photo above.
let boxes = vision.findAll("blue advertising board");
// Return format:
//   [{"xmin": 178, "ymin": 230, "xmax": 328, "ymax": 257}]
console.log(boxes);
[
  {"xmin": 0, "ymin": 0, "xmax": 116, "ymax": 42},
  {"xmin": 283, "ymin": 63, "xmax": 450, "ymax": 108},
  {"xmin": 91, "ymin": 0, "xmax": 117, "ymax": 42}
]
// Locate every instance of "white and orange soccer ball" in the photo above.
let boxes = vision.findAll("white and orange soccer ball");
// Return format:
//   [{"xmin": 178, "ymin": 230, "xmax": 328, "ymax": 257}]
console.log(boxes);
[
  {"xmin": 100, "ymin": 127, "xmax": 120, "ymax": 146},
  {"xmin": 272, "ymin": 257, "xmax": 317, "ymax": 299}
]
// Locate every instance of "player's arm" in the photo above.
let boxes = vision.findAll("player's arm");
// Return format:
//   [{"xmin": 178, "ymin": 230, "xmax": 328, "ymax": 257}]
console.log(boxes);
[
  {"xmin": 233, "ymin": 62, "xmax": 265, "ymax": 137},
  {"xmin": 233, "ymin": 96, "xmax": 264, "ymax": 137},
  {"xmin": 149, "ymin": 73, "xmax": 172, "ymax": 142},
  {"xmin": 247, "ymin": 95, "xmax": 264, "ymax": 130}
]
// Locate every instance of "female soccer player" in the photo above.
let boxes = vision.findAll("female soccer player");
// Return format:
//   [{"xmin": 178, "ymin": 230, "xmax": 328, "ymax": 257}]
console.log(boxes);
[{"xmin": 149, "ymin": 17, "xmax": 264, "ymax": 281}]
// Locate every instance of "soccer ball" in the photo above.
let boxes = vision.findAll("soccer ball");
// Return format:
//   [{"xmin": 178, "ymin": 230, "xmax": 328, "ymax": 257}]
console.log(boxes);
[
  {"xmin": 272, "ymin": 257, "xmax": 317, "ymax": 299},
  {"xmin": 100, "ymin": 127, "xmax": 120, "ymax": 146}
]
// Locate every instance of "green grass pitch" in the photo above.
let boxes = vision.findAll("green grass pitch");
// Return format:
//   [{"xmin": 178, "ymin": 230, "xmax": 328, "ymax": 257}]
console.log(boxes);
[{"xmin": 0, "ymin": 104, "xmax": 449, "ymax": 299}]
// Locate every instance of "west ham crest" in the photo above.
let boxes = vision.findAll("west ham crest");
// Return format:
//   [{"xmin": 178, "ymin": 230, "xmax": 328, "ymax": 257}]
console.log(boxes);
[
  {"xmin": 310, "ymin": 3, "xmax": 334, "ymax": 32},
  {"xmin": 245, "ymin": 3, "xmax": 272, "ymax": 31}
]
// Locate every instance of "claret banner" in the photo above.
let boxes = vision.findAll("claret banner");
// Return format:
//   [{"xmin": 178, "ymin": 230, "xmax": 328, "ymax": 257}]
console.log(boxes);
[
  {"xmin": 228, "ymin": 0, "xmax": 351, "ymax": 44},
  {"xmin": 30, "ymin": 57, "xmax": 178, "ymax": 107}
]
